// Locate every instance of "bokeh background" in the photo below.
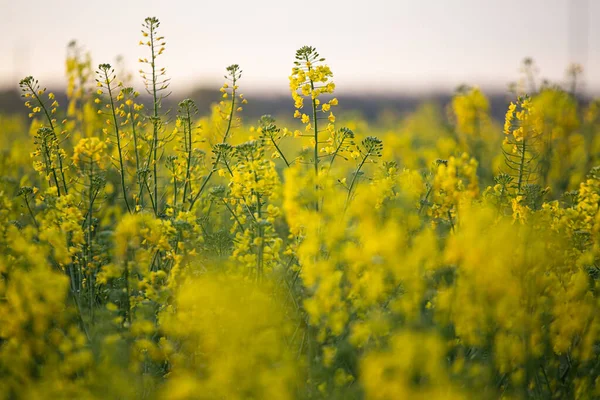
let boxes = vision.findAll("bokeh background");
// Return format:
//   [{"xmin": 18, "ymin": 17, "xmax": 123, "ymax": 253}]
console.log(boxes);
[{"xmin": 0, "ymin": 0, "xmax": 598, "ymax": 120}]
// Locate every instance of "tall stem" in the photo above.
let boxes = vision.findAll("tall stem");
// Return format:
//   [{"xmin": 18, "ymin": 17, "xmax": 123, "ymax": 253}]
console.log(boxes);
[
  {"xmin": 23, "ymin": 196, "xmax": 38, "ymax": 228},
  {"xmin": 308, "ymin": 63, "xmax": 319, "ymax": 212},
  {"xmin": 188, "ymin": 83, "xmax": 237, "ymax": 211},
  {"xmin": 41, "ymin": 134, "xmax": 62, "ymax": 195},
  {"xmin": 124, "ymin": 260, "xmax": 132, "ymax": 326},
  {"xmin": 256, "ymin": 194, "xmax": 264, "ymax": 282},
  {"xmin": 130, "ymin": 107, "xmax": 144, "ymax": 209},
  {"xmin": 29, "ymin": 83, "xmax": 68, "ymax": 195},
  {"xmin": 346, "ymin": 153, "xmax": 369, "ymax": 206},
  {"xmin": 182, "ymin": 106, "xmax": 194, "ymax": 206},
  {"xmin": 87, "ymin": 160, "xmax": 95, "ymax": 323},
  {"xmin": 517, "ymin": 138, "xmax": 526, "ymax": 194},
  {"xmin": 36, "ymin": 93, "xmax": 67, "ymax": 194},
  {"xmin": 105, "ymin": 70, "xmax": 132, "ymax": 213},
  {"xmin": 150, "ymin": 23, "xmax": 160, "ymax": 216}
]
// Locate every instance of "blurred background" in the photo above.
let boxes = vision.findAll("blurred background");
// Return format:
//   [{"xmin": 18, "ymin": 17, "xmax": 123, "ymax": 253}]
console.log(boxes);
[{"xmin": 0, "ymin": 0, "xmax": 597, "ymax": 121}]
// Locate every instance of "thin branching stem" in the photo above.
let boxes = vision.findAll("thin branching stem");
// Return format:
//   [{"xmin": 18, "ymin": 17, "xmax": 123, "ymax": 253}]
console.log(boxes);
[
  {"xmin": 103, "ymin": 68, "xmax": 132, "ymax": 213},
  {"xmin": 188, "ymin": 79, "xmax": 237, "ymax": 211},
  {"xmin": 26, "ymin": 82, "xmax": 69, "ymax": 195}
]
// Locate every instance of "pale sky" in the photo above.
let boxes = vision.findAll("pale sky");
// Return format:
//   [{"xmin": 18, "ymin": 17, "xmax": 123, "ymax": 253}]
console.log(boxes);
[{"xmin": 1, "ymin": 0, "xmax": 598, "ymax": 94}]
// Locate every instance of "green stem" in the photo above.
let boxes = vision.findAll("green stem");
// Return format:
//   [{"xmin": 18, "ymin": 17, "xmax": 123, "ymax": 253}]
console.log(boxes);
[
  {"xmin": 23, "ymin": 196, "xmax": 38, "ymax": 228},
  {"xmin": 143, "ymin": 178, "xmax": 157, "ymax": 213},
  {"xmin": 188, "ymin": 83, "xmax": 237, "ymax": 211},
  {"xmin": 142, "ymin": 131, "xmax": 157, "ymax": 210},
  {"xmin": 182, "ymin": 106, "xmax": 194, "ymax": 205},
  {"xmin": 150, "ymin": 22, "xmax": 160, "ymax": 216},
  {"xmin": 105, "ymin": 70, "xmax": 132, "ymax": 213},
  {"xmin": 124, "ymin": 260, "xmax": 132, "ymax": 327},
  {"xmin": 29, "ymin": 83, "xmax": 68, "ymax": 195},
  {"xmin": 307, "ymin": 64, "xmax": 319, "ymax": 212},
  {"xmin": 270, "ymin": 137, "xmax": 290, "ymax": 167},
  {"xmin": 87, "ymin": 160, "xmax": 95, "ymax": 324},
  {"xmin": 447, "ymin": 210, "xmax": 455, "ymax": 232},
  {"xmin": 256, "ymin": 194, "xmax": 264, "ymax": 282},
  {"xmin": 328, "ymin": 138, "xmax": 347, "ymax": 169},
  {"xmin": 517, "ymin": 138, "xmax": 526, "ymax": 193},
  {"xmin": 41, "ymin": 135, "xmax": 61, "ymax": 195},
  {"xmin": 172, "ymin": 169, "xmax": 178, "ymax": 207},
  {"xmin": 418, "ymin": 185, "xmax": 433, "ymax": 215},
  {"xmin": 346, "ymin": 153, "xmax": 369, "ymax": 207},
  {"xmin": 222, "ymin": 199, "xmax": 245, "ymax": 233},
  {"xmin": 130, "ymin": 108, "xmax": 144, "ymax": 209}
]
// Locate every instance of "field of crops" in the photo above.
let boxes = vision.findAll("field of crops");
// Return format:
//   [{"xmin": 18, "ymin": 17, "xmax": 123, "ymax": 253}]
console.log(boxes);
[{"xmin": 1, "ymin": 16, "xmax": 600, "ymax": 399}]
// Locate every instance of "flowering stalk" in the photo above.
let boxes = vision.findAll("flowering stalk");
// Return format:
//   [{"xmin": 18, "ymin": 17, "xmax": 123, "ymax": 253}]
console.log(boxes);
[
  {"xmin": 34, "ymin": 127, "xmax": 62, "ymax": 194},
  {"xmin": 328, "ymin": 127, "xmax": 355, "ymax": 169},
  {"xmin": 346, "ymin": 136, "xmax": 383, "ymax": 206},
  {"xmin": 290, "ymin": 46, "xmax": 337, "ymax": 211},
  {"xmin": 119, "ymin": 87, "xmax": 146, "ymax": 210},
  {"xmin": 140, "ymin": 17, "xmax": 170, "ymax": 215},
  {"xmin": 176, "ymin": 99, "xmax": 199, "ymax": 208},
  {"xmin": 228, "ymin": 140, "xmax": 282, "ymax": 281},
  {"xmin": 17, "ymin": 186, "xmax": 39, "ymax": 228},
  {"xmin": 258, "ymin": 115, "xmax": 291, "ymax": 167},
  {"xmin": 65, "ymin": 41, "xmax": 93, "ymax": 136},
  {"xmin": 96, "ymin": 63, "xmax": 132, "ymax": 213},
  {"xmin": 188, "ymin": 64, "xmax": 243, "ymax": 211},
  {"xmin": 20, "ymin": 77, "xmax": 69, "ymax": 195},
  {"xmin": 166, "ymin": 155, "xmax": 179, "ymax": 207},
  {"xmin": 502, "ymin": 95, "xmax": 539, "ymax": 194},
  {"xmin": 72, "ymin": 137, "xmax": 107, "ymax": 322}
]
